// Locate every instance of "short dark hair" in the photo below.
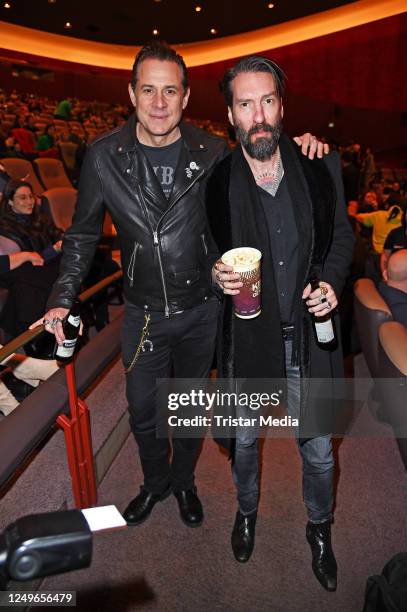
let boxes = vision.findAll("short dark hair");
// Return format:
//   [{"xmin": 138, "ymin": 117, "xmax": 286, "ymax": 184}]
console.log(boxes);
[
  {"xmin": 130, "ymin": 41, "xmax": 189, "ymax": 91},
  {"xmin": 221, "ymin": 55, "xmax": 286, "ymax": 107}
]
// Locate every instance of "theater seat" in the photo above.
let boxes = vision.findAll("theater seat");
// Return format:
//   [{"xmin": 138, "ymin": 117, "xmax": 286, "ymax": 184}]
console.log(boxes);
[
  {"xmin": 34, "ymin": 158, "xmax": 73, "ymax": 190},
  {"xmin": 0, "ymin": 158, "xmax": 44, "ymax": 196},
  {"xmin": 354, "ymin": 278, "xmax": 392, "ymax": 378},
  {"xmin": 59, "ymin": 142, "xmax": 78, "ymax": 170},
  {"xmin": 42, "ymin": 187, "xmax": 77, "ymax": 231},
  {"xmin": 378, "ymin": 321, "xmax": 407, "ymax": 469}
]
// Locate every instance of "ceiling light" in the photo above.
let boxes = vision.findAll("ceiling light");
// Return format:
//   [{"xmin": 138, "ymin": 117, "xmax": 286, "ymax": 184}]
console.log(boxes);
[
  {"xmin": 64, "ymin": 21, "xmax": 72, "ymax": 29},
  {"xmin": 152, "ymin": 28, "xmax": 159, "ymax": 36},
  {"xmin": 210, "ymin": 28, "xmax": 217, "ymax": 35},
  {"xmin": 4, "ymin": 2, "xmax": 11, "ymax": 8},
  {"xmin": 195, "ymin": 5, "xmax": 202, "ymax": 11},
  {"xmin": 268, "ymin": 2, "xmax": 275, "ymax": 8},
  {"xmin": 48, "ymin": 0, "xmax": 57, "ymax": 4}
]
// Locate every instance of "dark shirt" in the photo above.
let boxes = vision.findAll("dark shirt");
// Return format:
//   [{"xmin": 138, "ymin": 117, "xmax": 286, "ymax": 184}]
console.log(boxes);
[
  {"xmin": 378, "ymin": 282, "xmax": 407, "ymax": 328},
  {"xmin": 383, "ymin": 226, "xmax": 407, "ymax": 253},
  {"xmin": 258, "ymin": 175, "xmax": 298, "ymax": 323},
  {"xmin": 139, "ymin": 138, "xmax": 182, "ymax": 199}
]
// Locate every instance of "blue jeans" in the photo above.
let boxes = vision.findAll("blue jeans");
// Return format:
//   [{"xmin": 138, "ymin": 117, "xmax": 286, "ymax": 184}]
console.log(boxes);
[{"xmin": 232, "ymin": 340, "xmax": 334, "ymax": 523}]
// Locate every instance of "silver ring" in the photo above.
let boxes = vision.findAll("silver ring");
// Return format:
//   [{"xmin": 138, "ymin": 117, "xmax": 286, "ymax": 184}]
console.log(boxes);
[
  {"xmin": 319, "ymin": 296, "xmax": 327, "ymax": 304},
  {"xmin": 326, "ymin": 300, "xmax": 332, "ymax": 310},
  {"xmin": 43, "ymin": 318, "xmax": 50, "ymax": 326}
]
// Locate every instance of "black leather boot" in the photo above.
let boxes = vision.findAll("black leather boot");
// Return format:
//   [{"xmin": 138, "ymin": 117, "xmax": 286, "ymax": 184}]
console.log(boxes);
[
  {"xmin": 306, "ymin": 520, "xmax": 337, "ymax": 591},
  {"xmin": 231, "ymin": 510, "xmax": 257, "ymax": 563},
  {"xmin": 173, "ymin": 487, "xmax": 203, "ymax": 527}
]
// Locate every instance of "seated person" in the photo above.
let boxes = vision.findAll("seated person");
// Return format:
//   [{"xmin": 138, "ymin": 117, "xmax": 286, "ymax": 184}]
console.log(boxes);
[
  {"xmin": 0, "ymin": 251, "xmax": 59, "ymax": 415},
  {"xmin": 36, "ymin": 124, "xmax": 58, "ymax": 158},
  {"xmin": 0, "ymin": 163, "xmax": 10, "ymax": 199},
  {"xmin": 380, "ymin": 205, "xmax": 407, "ymax": 273},
  {"xmin": 355, "ymin": 203, "xmax": 403, "ymax": 281},
  {"xmin": 0, "ymin": 347, "xmax": 59, "ymax": 417},
  {"xmin": 378, "ymin": 249, "xmax": 407, "ymax": 328},
  {"xmin": 0, "ymin": 180, "xmax": 63, "ymax": 342}
]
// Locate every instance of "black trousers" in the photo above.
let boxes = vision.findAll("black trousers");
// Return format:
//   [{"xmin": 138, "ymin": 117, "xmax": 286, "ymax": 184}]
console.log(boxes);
[{"xmin": 122, "ymin": 297, "xmax": 219, "ymax": 494}]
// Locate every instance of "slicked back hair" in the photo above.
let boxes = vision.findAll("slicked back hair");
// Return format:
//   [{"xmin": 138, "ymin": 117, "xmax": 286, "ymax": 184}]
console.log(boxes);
[
  {"xmin": 221, "ymin": 56, "xmax": 286, "ymax": 107},
  {"xmin": 130, "ymin": 41, "xmax": 189, "ymax": 91}
]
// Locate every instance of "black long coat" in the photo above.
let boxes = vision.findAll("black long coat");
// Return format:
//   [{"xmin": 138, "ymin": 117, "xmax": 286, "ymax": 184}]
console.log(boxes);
[{"xmin": 206, "ymin": 137, "xmax": 355, "ymax": 447}]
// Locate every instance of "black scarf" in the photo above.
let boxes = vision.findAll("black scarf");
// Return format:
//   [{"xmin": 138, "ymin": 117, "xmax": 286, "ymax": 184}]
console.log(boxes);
[{"xmin": 207, "ymin": 133, "xmax": 336, "ymax": 379}]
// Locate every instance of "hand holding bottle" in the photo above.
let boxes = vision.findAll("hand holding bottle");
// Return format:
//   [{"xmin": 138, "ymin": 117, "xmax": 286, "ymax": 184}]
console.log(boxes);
[
  {"xmin": 30, "ymin": 307, "xmax": 69, "ymax": 344},
  {"xmin": 302, "ymin": 281, "xmax": 338, "ymax": 315},
  {"xmin": 303, "ymin": 278, "xmax": 338, "ymax": 349}
]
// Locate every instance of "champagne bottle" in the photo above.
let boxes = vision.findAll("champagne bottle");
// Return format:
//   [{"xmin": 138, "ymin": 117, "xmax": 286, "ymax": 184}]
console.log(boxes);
[
  {"xmin": 55, "ymin": 301, "xmax": 81, "ymax": 363},
  {"xmin": 310, "ymin": 276, "xmax": 338, "ymax": 351}
]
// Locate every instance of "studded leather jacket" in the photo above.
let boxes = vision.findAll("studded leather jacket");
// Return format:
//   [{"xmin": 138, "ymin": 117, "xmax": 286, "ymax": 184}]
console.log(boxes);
[{"xmin": 47, "ymin": 115, "xmax": 228, "ymax": 315}]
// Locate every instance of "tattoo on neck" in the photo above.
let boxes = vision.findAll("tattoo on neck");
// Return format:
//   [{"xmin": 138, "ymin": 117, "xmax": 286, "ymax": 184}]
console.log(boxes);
[{"xmin": 255, "ymin": 155, "xmax": 284, "ymax": 197}]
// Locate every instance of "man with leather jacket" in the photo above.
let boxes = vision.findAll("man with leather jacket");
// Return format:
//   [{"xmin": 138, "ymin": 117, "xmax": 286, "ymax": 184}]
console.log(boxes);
[{"xmin": 37, "ymin": 42, "xmax": 326, "ymax": 530}]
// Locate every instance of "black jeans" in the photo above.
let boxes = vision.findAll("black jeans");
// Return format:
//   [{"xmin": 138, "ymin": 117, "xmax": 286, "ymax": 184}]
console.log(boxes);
[{"xmin": 122, "ymin": 297, "xmax": 219, "ymax": 495}]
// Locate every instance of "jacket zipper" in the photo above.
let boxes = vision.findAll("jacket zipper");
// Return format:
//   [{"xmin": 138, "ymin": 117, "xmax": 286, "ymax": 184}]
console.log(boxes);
[
  {"xmin": 201, "ymin": 233, "xmax": 208, "ymax": 255},
  {"xmin": 153, "ymin": 230, "xmax": 170, "ymax": 317},
  {"xmin": 127, "ymin": 242, "xmax": 139, "ymax": 288},
  {"xmin": 137, "ymin": 169, "xmax": 204, "ymax": 318}
]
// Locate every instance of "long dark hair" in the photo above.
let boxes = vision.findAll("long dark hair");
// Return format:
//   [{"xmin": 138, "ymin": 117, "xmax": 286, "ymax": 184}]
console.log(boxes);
[{"xmin": 0, "ymin": 179, "xmax": 61, "ymax": 251}]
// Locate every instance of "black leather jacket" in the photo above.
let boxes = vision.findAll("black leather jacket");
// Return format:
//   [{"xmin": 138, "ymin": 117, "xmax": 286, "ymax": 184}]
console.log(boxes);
[{"xmin": 47, "ymin": 115, "xmax": 228, "ymax": 315}]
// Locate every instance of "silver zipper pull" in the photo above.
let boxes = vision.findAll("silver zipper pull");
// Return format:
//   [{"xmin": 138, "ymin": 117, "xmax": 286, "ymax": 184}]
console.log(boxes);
[{"xmin": 153, "ymin": 231, "xmax": 159, "ymax": 246}]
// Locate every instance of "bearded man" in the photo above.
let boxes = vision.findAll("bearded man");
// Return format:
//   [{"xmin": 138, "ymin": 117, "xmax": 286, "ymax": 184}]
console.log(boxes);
[{"xmin": 206, "ymin": 56, "xmax": 355, "ymax": 591}]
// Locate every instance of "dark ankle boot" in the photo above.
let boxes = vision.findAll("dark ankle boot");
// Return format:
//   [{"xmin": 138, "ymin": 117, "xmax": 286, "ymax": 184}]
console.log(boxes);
[
  {"xmin": 231, "ymin": 510, "xmax": 257, "ymax": 563},
  {"xmin": 306, "ymin": 520, "xmax": 337, "ymax": 591}
]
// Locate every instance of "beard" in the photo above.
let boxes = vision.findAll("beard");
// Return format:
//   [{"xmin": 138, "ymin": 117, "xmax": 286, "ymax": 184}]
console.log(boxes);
[{"xmin": 235, "ymin": 118, "xmax": 283, "ymax": 161}]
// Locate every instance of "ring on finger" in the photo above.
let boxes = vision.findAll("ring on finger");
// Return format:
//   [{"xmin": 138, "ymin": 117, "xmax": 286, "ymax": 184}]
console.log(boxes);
[
  {"xmin": 320, "ymin": 286, "xmax": 328, "ymax": 296},
  {"xmin": 326, "ymin": 300, "xmax": 332, "ymax": 310},
  {"xmin": 43, "ymin": 318, "xmax": 50, "ymax": 326},
  {"xmin": 319, "ymin": 296, "xmax": 327, "ymax": 304}
]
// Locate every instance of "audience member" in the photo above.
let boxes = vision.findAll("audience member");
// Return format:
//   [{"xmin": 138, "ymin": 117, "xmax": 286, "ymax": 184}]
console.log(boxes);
[
  {"xmin": 378, "ymin": 249, "xmax": 407, "ymax": 327},
  {"xmin": 0, "ymin": 180, "xmax": 62, "ymax": 342},
  {"xmin": 381, "ymin": 205, "xmax": 407, "ymax": 273},
  {"xmin": 341, "ymin": 150, "xmax": 360, "ymax": 204},
  {"xmin": 358, "ymin": 190, "xmax": 378, "ymax": 213},
  {"xmin": 10, "ymin": 126, "xmax": 36, "ymax": 157},
  {"xmin": 36, "ymin": 124, "xmax": 58, "ymax": 158},
  {"xmin": 0, "ymin": 347, "xmax": 59, "ymax": 417},
  {"xmin": 54, "ymin": 98, "xmax": 72, "ymax": 120},
  {"xmin": 355, "ymin": 203, "xmax": 403, "ymax": 280},
  {"xmin": 359, "ymin": 146, "xmax": 376, "ymax": 194},
  {"xmin": 356, "ymin": 204, "xmax": 403, "ymax": 254}
]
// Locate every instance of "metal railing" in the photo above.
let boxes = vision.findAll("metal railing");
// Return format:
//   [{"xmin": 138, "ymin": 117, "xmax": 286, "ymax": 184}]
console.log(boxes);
[
  {"xmin": 0, "ymin": 269, "xmax": 123, "ymax": 362},
  {"xmin": 0, "ymin": 269, "xmax": 123, "ymax": 507}
]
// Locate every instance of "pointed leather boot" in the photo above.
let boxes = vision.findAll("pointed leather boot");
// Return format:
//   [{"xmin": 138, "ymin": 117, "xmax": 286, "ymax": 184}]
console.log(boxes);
[
  {"xmin": 306, "ymin": 520, "xmax": 337, "ymax": 591},
  {"xmin": 231, "ymin": 510, "xmax": 257, "ymax": 563}
]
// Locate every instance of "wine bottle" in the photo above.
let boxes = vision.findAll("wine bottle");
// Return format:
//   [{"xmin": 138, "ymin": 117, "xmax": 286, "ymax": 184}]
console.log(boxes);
[
  {"xmin": 310, "ymin": 276, "xmax": 338, "ymax": 351},
  {"xmin": 55, "ymin": 301, "xmax": 81, "ymax": 363}
]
